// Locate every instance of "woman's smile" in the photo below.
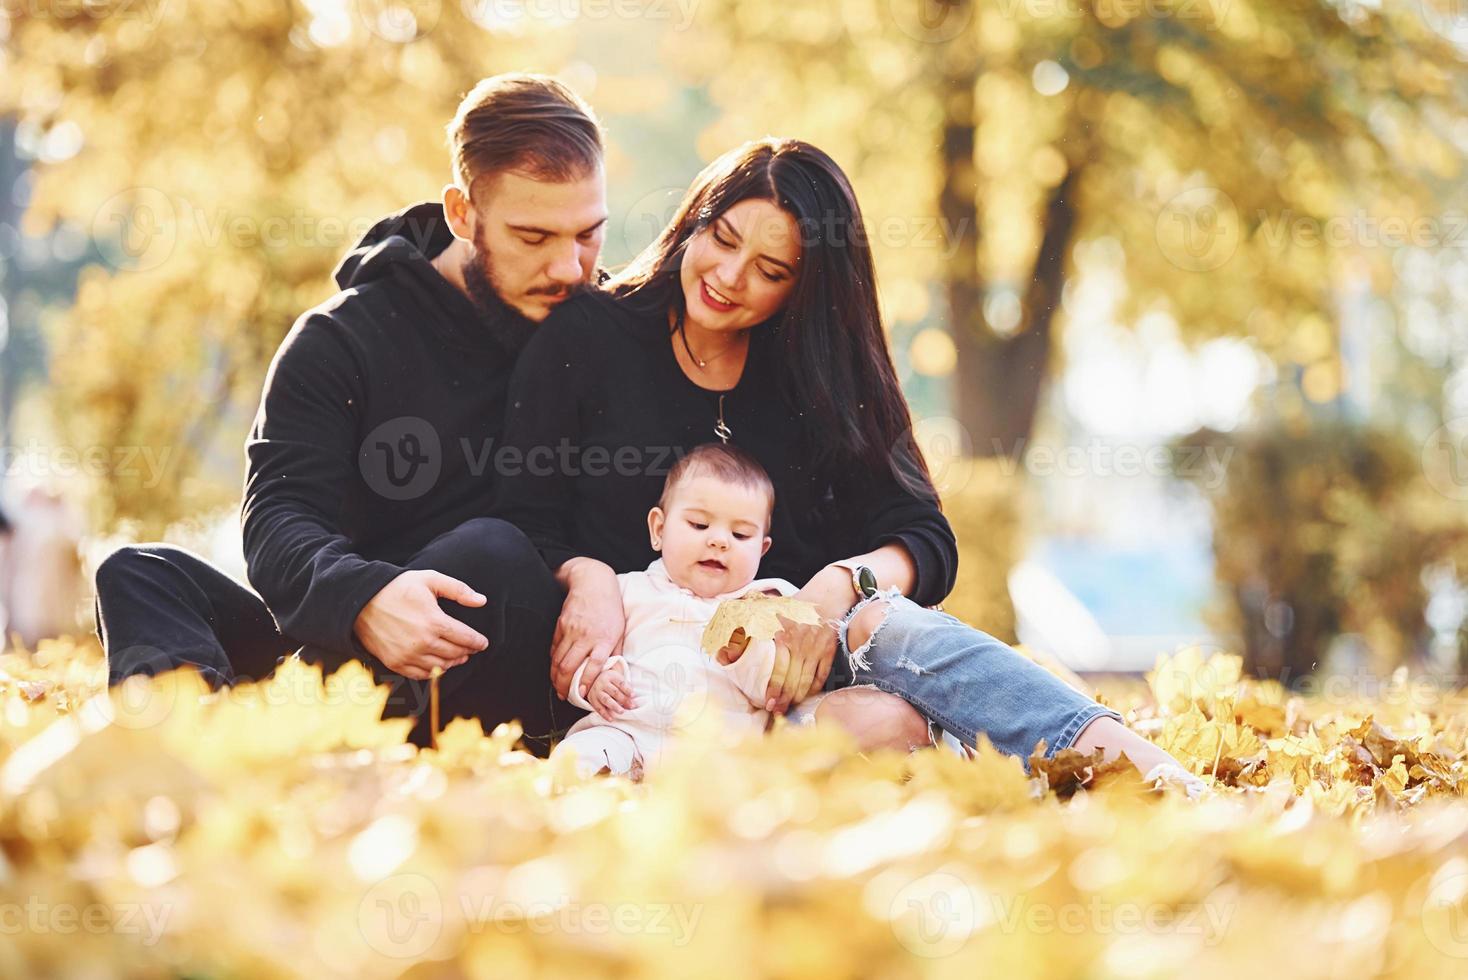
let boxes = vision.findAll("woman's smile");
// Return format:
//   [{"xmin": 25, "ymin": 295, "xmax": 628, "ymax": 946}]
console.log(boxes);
[{"xmin": 700, "ymin": 279, "xmax": 737, "ymax": 312}]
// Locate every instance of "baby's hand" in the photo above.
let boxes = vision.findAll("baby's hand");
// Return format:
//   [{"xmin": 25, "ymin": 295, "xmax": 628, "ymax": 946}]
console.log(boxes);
[
  {"xmin": 588, "ymin": 660, "xmax": 635, "ymax": 719},
  {"xmin": 716, "ymin": 628, "xmax": 751, "ymax": 666}
]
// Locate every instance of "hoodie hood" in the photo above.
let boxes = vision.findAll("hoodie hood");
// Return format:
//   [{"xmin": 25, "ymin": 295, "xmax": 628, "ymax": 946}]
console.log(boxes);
[
  {"xmin": 329, "ymin": 201, "xmax": 528, "ymax": 354},
  {"xmin": 333, "ymin": 201, "xmax": 454, "ymax": 290}
]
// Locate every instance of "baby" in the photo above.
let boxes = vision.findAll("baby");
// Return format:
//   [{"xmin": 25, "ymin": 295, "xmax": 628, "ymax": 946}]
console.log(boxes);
[
  {"xmin": 552, "ymin": 443, "xmax": 1206, "ymax": 798},
  {"xmin": 552, "ymin": 442, "xmax": 792, "ymax": 779}
]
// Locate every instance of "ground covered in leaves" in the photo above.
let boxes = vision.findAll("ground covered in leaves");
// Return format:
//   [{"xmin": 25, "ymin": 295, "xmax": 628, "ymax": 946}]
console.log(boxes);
[{"xmin": 4, "ymin": 642, "xmax": 1468, "ymax": 979}]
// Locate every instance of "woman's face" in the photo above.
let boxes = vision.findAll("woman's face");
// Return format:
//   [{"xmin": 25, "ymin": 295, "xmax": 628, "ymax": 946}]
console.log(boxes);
[{"xmin": 679, "ymin": 198, "xmax": 802, "ymax": 334}]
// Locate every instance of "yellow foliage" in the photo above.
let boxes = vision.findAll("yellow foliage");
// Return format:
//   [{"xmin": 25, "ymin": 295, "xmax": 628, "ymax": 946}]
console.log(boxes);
[{"xmin": 6, "ymin": 639, "xmax": 1468, "ymax": 976}]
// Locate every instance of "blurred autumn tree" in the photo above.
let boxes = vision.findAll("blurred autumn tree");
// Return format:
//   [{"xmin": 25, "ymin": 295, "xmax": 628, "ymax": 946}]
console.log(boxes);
[
  {"xmin": 1176, "ymin": 420, "xmax": 1468, "ymax": 679},
  {"xmin": 1, "ymin": 1, "xmax": 572, "ymax": 535},
  {"xmin": 669, "ymin": 0, "xmax": 1468, "ymax": 456}
]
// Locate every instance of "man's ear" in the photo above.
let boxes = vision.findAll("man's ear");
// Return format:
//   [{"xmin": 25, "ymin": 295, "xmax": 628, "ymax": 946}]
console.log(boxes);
[
  {"xmin": 441, "ymin": 184, "xmax": 474, "ymax": 243},
  {"xmin": 760, "ymin": 536, "xmax": 772, "ymax": 556},
  {"xmin": 647, "ymin": 507, "xmax": 666, "ymax": 551}
]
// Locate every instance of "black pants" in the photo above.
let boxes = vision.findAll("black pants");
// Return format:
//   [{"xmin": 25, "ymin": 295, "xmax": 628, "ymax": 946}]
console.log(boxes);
[{"xmin": 93, "ymin": 517, "xmax": 584, "ymax": 753}]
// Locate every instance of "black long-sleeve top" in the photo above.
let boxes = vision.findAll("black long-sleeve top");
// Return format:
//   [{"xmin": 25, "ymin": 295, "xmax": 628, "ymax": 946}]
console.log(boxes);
[
  {"xmin": 491, "ymin": 290, "xmax": 958, "ymax": 606},
  {"xmin": 241, "ymin": 203, "xmax": 521, "ymax": 652}
]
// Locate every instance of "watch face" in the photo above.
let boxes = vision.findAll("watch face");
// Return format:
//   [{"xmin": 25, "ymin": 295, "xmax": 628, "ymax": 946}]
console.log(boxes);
[{"xmin": 857, "ymin": 566, "xmax": 878, "ymax": 597}]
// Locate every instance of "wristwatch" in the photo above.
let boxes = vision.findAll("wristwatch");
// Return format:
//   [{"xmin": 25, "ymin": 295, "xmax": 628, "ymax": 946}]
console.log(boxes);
[{"xmin": 832, "ymin": 560, "xmax": 879, "ymax": 601}]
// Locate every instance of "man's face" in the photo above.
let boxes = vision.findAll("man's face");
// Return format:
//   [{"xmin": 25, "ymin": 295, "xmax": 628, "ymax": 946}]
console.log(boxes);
[{"xmin": 463, "ymin": 167, "xmax": 607, "ymax": 322}]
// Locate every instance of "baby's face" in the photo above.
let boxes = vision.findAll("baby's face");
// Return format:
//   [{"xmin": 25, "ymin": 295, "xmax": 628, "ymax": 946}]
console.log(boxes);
[{"xmin": 650, "ymin": 473, "xmax": 771, "ymax": 598}]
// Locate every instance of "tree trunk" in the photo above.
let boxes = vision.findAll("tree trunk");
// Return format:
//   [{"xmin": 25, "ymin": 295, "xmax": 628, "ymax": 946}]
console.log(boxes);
[
  {"xmin": 950, "ymin": 167, "xmax": 1080, "ymax": 459},
  {"xmin": 934, "ymin": 53, "xmax": 985, "ymax": 454}
]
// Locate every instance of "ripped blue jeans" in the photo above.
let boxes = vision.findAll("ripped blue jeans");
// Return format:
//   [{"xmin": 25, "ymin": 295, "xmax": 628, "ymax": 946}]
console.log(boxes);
[{"xmin": 808, "ymin": 589, "xmax": 1123, "ymax": 767}]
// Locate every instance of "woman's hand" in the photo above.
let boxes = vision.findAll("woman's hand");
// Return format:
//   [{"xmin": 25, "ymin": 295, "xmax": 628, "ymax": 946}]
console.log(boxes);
[
  {"xmin": 765, "ymin": 614, "xmax": 838, "ymax": 714},
  {"xmin": 551, "ymin": 559, "xmax": 626, "ymax": 701},
  {"xmin": 762, "ymin": 565, "xmax": 867, "ymax": 711}
]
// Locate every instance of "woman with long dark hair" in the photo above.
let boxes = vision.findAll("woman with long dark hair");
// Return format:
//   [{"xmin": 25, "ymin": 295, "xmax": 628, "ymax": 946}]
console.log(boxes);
[{"xmin": 494, "ymin": 138, "xmax": 1199, "ymax": 788}]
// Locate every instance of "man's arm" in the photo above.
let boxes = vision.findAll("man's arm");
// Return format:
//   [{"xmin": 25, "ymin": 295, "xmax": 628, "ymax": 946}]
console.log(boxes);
[{"xmin": 241, "ymin": 315, "xmax": 397, "ymax": 651}]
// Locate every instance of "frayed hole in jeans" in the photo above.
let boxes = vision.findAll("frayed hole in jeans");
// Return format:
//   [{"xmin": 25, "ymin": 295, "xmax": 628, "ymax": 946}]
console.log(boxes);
[
  {"xmin": 840, "ymin": 593, "xmax": 898, "ymax": 673},
  {"xmin": 894, "ymin": 654, "xmax": 931, "ymax": 676}
]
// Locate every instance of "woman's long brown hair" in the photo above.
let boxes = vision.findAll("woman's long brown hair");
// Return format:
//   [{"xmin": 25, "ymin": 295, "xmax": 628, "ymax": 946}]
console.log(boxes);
[{"xmin": 610, "ymin": 138, "xmax": 937, "ymax": 503}]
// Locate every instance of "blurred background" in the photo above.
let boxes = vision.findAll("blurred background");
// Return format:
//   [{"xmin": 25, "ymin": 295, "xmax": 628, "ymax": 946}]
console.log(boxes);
[{"xmin": 1, "ymin": 0, "xmax": 1467, "ymax": 683}]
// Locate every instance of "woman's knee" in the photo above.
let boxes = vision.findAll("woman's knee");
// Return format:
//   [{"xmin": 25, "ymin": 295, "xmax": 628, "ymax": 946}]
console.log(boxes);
[{"xmin": 815, "ymin": 687, "xmax": 930, "ymax": 753}]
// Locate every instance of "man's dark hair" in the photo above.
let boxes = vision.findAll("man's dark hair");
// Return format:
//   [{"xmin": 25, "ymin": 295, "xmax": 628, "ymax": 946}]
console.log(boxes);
[
  {"xmin": 447, "ymin": 73, "xmax": 603, "ymax": 197},
  {"xmin": 658, "ymin": 443, "xmax": 776, "ymax": 524}
]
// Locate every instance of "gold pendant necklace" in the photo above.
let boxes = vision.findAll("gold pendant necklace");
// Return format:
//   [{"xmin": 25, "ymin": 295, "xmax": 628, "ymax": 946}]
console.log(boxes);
[{"xmin": 683, "ymin": 327, "xmax": 742, "ymax": 368}]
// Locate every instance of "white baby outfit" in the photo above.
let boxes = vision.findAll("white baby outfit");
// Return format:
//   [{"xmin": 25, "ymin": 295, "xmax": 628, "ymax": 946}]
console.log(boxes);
[{"xmin": 553, "ymin": 559, "xmax": 797, "ymax": 778}]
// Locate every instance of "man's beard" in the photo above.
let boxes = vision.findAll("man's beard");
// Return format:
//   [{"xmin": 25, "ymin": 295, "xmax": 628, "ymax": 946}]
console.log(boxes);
[{"xmin": 460, "ymin": 231, "xmax": 578, "ymax": 354}]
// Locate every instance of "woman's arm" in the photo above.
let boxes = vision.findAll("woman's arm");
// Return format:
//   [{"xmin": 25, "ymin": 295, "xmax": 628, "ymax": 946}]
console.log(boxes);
[
  {"xmin": 766, "ymin": 446, "xmax": 957, "ymax": 710},
  {"xmin": 762, "ymin": 543, "xmax": 915, "ymax": 711},
  {"xmin": 854, "ymin": 461, "xmax": 958, "ymax": 608},
  {"xmin": 798, "ymin": 543, "xmax": 917, "ymax": 622},
  {"xmin": 839, "ymin": 434, "xmax": 963, "ymax": 604}
]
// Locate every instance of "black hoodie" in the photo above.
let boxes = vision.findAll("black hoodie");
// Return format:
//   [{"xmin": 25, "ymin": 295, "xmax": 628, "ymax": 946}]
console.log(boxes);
[{"xmin": 241, "ymin": 202, "xmax": 522, "ymax": 654}]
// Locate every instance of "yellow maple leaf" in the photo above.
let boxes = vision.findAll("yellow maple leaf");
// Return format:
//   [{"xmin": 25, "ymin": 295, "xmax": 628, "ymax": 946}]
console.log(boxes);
[{"xmin": 699, "ymin": 594, "xmax": 824, "ymax": 659}]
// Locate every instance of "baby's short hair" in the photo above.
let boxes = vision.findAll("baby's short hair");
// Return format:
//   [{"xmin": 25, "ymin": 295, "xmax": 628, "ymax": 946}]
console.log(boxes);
[{"xmin": 658, "ymin": 443, "xmax": 775, "ymax": 523}]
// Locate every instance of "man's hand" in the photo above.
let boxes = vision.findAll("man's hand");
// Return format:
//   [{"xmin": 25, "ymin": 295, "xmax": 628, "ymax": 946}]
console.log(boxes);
[
  {"xmin": 552, "ymin": 559, "xmax": 625, "ymax": 700},
  {"xmin": 354, "ymin": 570, "xmax": 489, "ymax": 680},
  {"xmin": 764, "ymin": 614, "xmax": 837, "ymax": 714},
  {"xmin": 587, "ymin": 661, "xmax": 635, "ymax": 719}
]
